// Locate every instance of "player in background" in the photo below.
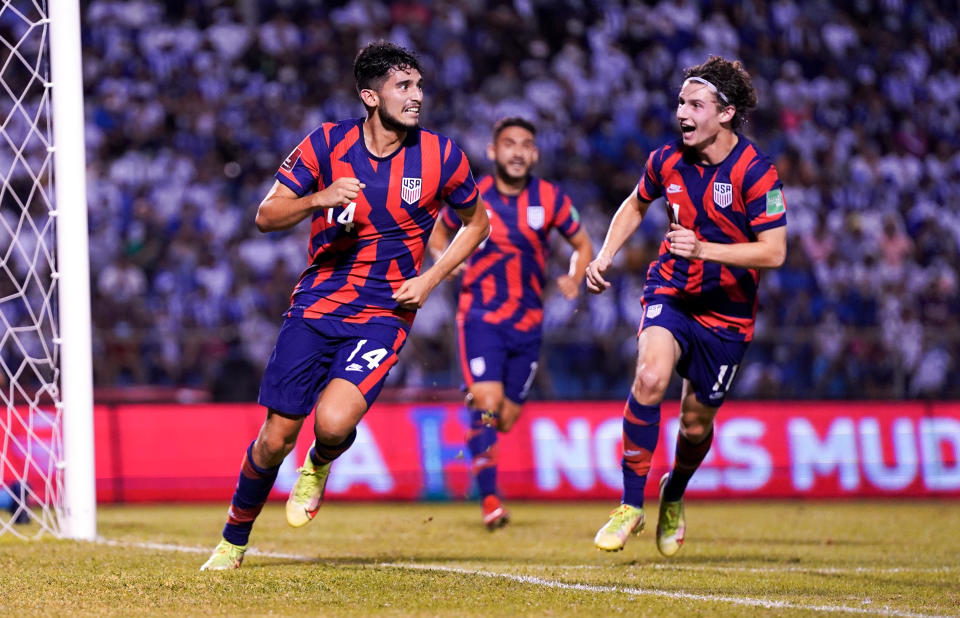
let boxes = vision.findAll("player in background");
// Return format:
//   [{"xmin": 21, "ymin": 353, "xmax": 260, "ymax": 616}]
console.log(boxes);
[
  {"xmin": 201, "ymin": 41, "xmax": 489, "ymax": 570},
  {"xmin": 429, "ymin": 117, "xmax": 592, "ymax": 529},
  {"xmin": 586, "ymin": 56, "xmax": 786, "ymax": 555}
]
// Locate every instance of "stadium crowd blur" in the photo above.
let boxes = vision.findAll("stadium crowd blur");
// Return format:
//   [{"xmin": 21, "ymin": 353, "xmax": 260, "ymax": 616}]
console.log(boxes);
[{"xmin": 77, "ymin": 0, "xmax": 959, "ymax": 400}]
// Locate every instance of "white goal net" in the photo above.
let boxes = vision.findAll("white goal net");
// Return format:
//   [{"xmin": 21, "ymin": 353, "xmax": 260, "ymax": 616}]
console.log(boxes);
[{"xmin": 0, "ymin": 0, "xmax": 94, "ymax": 539}]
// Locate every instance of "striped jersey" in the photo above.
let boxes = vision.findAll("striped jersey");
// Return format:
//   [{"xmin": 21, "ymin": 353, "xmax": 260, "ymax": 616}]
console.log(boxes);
[
  {"xmin": 441, "ymin": 174, "xmax": 581, "ymax": 333},
  {"xmin": 637, "ymin": 135, "xmax": 787, "ymax": 341},
  {"xmin": 275, "ymin": 118, "xmax": 478, "ymax": 330}
]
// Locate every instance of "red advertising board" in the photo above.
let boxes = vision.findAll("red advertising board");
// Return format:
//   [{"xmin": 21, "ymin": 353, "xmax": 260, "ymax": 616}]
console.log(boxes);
[{"xmin": 79, "ymin": 400, "xmax": 960, "ymax": 502}]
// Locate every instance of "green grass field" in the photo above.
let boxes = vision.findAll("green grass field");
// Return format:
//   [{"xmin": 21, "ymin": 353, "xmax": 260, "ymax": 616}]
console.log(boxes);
[{"xmin": 1, "ymin": 500, "xmax": 957, "ymax": 616}]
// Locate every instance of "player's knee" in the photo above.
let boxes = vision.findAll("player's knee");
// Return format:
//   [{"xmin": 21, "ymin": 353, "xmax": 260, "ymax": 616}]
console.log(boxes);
[
  {"xmin": 255, "ymin": 432, "xmax": 296, "ymax": 461},
  {"xmin": 632, "ymin": 368, "xmax": 669, "ymax": 404},
  {"xmin": 497, "ymin": 404, "xmax": 522, "ymax": 432},
  {"xmin": 470, "ymin": 394, "xmax": 502, "ymax": 417},
  {"xmin": 679, "ymin": 419, "xmax": 712, "ymax": 444},
  {"xmin": 314, "ymin": 424, "xmax": 354, "ymax": 446}
]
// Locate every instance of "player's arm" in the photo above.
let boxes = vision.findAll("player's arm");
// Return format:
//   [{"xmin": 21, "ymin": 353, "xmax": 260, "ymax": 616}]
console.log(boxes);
[
  {"xmin": 426, "ymin": 216, "xmax": 468, "ymax": 280},
  {"xmin": 393, "ymin": 199, "xmax": 490, "ymax": 309},
  {"xmin": 666, "ymin": 224, "xmax": 786, "ymax": 269},
  {"xmin": 427, "ymin": 216, "xmax": 452, "ymax": 263},
  {"xmin": 255, "ymin": 178, "xmax": 366, "ymax": 233},
  {"xmin": 556, "ymin": 229, "xmax": 593, "ymax": 300},
  {"xmin": 585, "ymin": 192, "xmax": 651, "ymax": 294}
]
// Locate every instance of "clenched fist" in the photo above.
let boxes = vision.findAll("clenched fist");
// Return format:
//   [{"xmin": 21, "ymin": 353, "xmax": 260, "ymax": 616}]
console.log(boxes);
[{"xmin": 318, "ymin": 177, "xmax": 366, "ymax": 209}]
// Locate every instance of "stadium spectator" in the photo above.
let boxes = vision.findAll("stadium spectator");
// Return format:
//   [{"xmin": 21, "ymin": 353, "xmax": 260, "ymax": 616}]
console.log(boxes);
[{"xmin": 76, "ymin": 0, "xmax": 960, "ymax": 400}]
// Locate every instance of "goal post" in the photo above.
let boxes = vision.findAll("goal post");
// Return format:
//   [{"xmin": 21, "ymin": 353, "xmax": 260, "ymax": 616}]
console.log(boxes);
[
  {"xmin": 0, "ymin": 0, "xmax": 95, "ymax": 540},
  {"xmin": 50, "ymin": 0, "xmax": 95, "ymax": 541}
]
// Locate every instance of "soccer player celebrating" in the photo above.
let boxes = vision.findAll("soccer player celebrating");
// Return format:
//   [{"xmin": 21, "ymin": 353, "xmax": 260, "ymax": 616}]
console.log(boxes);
[
  {"xmin": 586, "ymin": 57, "xmax": 786, "ymax": 555},
  {"xmin": 430, "ymin": 118, "xmax": 592, "ymax": 529},
  {"xmin": 201, "ymin": 42, "xmax": 489, "ymax": 570}
]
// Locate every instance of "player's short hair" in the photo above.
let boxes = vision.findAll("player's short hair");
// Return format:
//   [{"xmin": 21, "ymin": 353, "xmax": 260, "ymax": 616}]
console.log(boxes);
[
  {"xmin": 354, "ymin": 41, "xmax": 422, "ymax": 93},
  {"xmin": 683, "ymin": 56, "xmax": 758, "ymax": 130},
  {"xmin": 493, "ymin": 117, "xmax": 537, "ymax": 140}
]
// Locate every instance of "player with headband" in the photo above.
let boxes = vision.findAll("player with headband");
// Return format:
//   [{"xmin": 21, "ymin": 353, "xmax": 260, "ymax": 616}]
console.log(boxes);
[{"xmin": 586, "ymin": 56, "xmax": 787, "ymax": 556}]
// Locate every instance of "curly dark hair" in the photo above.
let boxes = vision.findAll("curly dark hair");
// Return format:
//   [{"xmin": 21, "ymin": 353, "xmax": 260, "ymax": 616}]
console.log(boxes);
[
  {"xmin": 683, "ymin": 56, "xmax": 758, "ymax": 130},
  {"xmin": 354, "ymin": 41, "xmax": 422, "ymax": 93},
  {"xmin": 492, "ymin": 116, "xmax": 537, "ymax": 140}
]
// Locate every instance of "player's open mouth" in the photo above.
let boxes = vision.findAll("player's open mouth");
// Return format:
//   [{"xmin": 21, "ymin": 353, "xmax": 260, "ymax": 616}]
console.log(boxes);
[
  {"xmin": 680, "ymin": 124, "xmax": 695, "ymax": 133},
  {"xmin": 404, "ymin": 106, "xmax": 420, "ymax": 115}
]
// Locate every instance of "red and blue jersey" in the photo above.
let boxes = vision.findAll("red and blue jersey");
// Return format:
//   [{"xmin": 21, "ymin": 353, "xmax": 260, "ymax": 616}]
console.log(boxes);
[
  {"xmin": 637, "ymin": 135, "xmax": 787, "ymax": 341},
  {"xmin": 275, "ymin": 118, "xmax": 478, "ymax": 330},
  {"xmin": 441, "ymin": 174, "xmax": 581, "ymax": 333}
]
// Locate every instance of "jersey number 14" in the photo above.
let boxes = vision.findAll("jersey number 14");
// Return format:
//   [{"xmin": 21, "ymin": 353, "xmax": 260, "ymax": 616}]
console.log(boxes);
[{"xmin": 326, "ymin": 201, "xmax": 357, "ymax": 232}]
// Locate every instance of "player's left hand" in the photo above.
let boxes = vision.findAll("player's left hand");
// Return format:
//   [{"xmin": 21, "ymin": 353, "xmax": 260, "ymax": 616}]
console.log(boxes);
[
  {"xmin": 392, "ymin": 275, "xmax": 434, "ymax": 310},
  {"xmin": 666, "ymin": 223, "xmax": 703, "ymax": 259},
  {"xmin": 555, "ymin": 274, "xmax": 580, "ymax": 300}
]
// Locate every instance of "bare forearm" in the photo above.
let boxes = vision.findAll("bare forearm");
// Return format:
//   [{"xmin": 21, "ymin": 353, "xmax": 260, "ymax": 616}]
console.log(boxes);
[
  {"xmin": 698, "ymin": 240, "xmax": 786, "ymax": 269},
  {"xmin": 256, "ymin": 178, "xmax": 364, "ymax": 233},
  {"xmin": 427, "ymin": 224, "xmax": 451, "ymax": 263},
  {"xmin": 668, "ymin": 225, "xmax": 787, "ymax": 269},
  {"xmin": 568, "ymin": 235, "xmax": 592, "ymax": 284},
  {"xmin": 255, "ymin": 193, "xmax": 321, "ymax": 232},
  {"xmin": 597, "ymin": 198, "xmax": 644, "ymax": 261},
  {"xmin": 423, "ymin": 218, "xmax": 488, "ymax": 286}
]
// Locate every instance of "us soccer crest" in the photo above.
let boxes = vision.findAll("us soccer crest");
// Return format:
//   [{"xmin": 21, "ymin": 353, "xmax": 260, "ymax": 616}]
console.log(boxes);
[
  {"xmin": 469, "ymin": 356, "xmax": 486, "ymax": 377},
  {"xmin": 401, "ymin": 177, "xmax": 422, "ymax": 204},
  {"xmin": 713, "ymin": 182, "xmax": 733, "ymax": 208},
  {"xmin": 527, "ymin": 205, "xmax": 545, "ymax": 230}
]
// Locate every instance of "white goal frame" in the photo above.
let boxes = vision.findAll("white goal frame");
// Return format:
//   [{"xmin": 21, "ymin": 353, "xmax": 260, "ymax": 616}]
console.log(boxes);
[
  {"xmin": 49, "ymin": 0, "xmax": 95, "ymax": 541},
  {"xmin": 0, "ymin": 0, "xmax": 95, "ymax": 540}
]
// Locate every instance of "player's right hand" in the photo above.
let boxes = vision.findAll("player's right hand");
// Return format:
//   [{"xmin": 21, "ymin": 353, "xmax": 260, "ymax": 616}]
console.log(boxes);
[
  {"xmin": 318, "ymin": 177, "xmax": 365, "ymax": 208},
  {"xmin": 585, "ymin": 255, "xmax": 612, "ymax": 294}
]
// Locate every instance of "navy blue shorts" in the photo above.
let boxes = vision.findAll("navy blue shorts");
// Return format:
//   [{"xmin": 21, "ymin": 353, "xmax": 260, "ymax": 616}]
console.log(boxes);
[
  {"xmin": 638, "ymin": 295, "xmax": 749, "ymax": 408},
  {"xmin": 258, "ymin": 317, "xmax": 406, "ymax": 416},
  {"xmin": 457, "ymin": 319, "xmax": 541, "ymax": 404}
]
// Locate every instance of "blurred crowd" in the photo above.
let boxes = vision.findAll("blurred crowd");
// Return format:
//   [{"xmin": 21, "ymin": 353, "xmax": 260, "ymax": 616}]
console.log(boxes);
[{"xmin": 65, "ymin": 0, "xmax": 960, "ymax": 400}]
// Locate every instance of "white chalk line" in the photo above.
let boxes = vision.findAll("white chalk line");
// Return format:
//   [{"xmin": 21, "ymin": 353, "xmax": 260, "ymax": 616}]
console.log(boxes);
[
  {"xmin": 94, "ymin": 538, "xmax": 953, "ymax": 618},
  {"xmin": 477, "ymin": 563, "xmax": 956, "ymax": 576}
]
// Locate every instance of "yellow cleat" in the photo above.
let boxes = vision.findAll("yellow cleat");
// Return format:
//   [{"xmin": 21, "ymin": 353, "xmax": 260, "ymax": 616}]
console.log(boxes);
[
  {"xmin": 656, "ymin": 473, "xmax": 686, "ymax": 557},
  {"xmin": 286, "ymin": 453, "xmax": 332, "ymax": 528},
  {"xmin": 200, "ymin": 538, "xmax": 246, "ymax": 571},
  {"xmin": 594, "ymin": 504, "xmax": 644, "ymax": 551}
]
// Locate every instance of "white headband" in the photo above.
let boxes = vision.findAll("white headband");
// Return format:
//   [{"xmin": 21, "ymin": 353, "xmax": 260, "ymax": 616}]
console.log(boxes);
[{"xmin": 683, "ymin": 76, "xmax": 729, "ymax": 105}]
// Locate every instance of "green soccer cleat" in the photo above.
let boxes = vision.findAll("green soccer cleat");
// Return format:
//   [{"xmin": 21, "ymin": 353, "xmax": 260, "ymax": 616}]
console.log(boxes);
[
  {"xmin": 656, "ymin": 472, "xmax": 686, "ymax": 557},
  {"xmin": 285, "ymin": 453, "xmax": 332, "ymax": 528},
  {"xmin": 594, "ymin": 503, "xmax": 645, "ymax": 552},
  {"xmin": 200, "ymin": 538, "xmax": 247, "ymax": 571}
]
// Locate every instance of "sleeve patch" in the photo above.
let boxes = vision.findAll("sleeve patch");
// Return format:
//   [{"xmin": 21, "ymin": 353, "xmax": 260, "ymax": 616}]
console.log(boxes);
[
  {"xmin": 765, "ymin": 189, "xmax": 785, "ymax": 215},
  {"xmin": 281, "ymin": 147, "xmax": 301, "ymax": 172}
]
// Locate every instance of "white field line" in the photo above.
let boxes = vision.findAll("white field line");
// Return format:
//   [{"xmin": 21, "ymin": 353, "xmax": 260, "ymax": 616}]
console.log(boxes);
[
  {"xmin": 94, "ymin": 538, "xmax": 952, "ymax": 618},
  {"xmin": 486, "ymin": 563, "xmax": 956, "ymax": 576},
  {"xmin": 380, "ymin": 562, "xmax": 952, "ymax": 618},
  {"xmin": 648, "ymin": 564, "xmax": 956, "ymax": 576}
]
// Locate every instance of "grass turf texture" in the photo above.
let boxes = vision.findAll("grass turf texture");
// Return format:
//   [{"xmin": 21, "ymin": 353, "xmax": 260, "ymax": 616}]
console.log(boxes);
[{"xmin": 1, "ymin": 501, "xmax": 957, "ymax": 616}]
